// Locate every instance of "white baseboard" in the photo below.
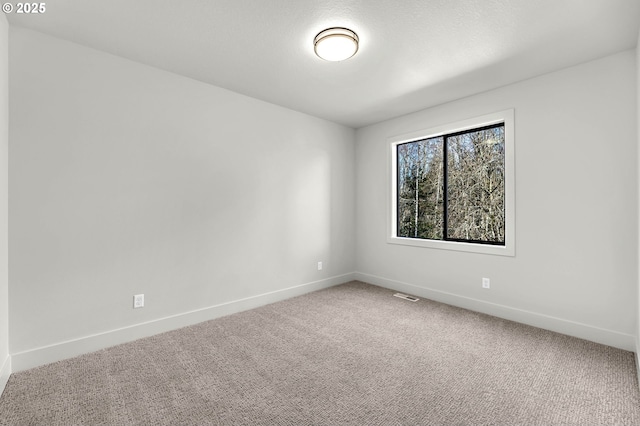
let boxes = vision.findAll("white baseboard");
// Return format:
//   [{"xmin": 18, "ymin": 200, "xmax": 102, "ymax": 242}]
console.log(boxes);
[
  {"xmin": 355, "ymin": 272, "xmax": 636, "ymax": 351},
  {"xmin": 636, "ymin": 337, "xmax": 640, "ymax": 388},
  {"xmin": 0, "ymin": 354, "xmax": 10, "ymax": 396},
  {"xmin": 11, "ymin": 273, "xmax": 356, "ymax": 372}
]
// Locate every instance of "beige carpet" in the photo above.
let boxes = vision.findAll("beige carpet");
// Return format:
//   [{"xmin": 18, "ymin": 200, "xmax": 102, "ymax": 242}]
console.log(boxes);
[{"xmin": 0, "ymin": 281, "xmax": 638, "ymax": 425}]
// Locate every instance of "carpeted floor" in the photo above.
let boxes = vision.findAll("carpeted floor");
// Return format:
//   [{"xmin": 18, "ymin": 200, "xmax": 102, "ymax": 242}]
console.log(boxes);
[{"xmin": 0, "ymin": 281, "xmax": 639, "ymax": 425}]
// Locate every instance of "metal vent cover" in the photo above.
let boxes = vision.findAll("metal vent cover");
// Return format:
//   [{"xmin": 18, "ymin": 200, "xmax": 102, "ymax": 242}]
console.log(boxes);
[{"xmin": 393, "ymin": 293, "xmax": 419, "ymax": 302}]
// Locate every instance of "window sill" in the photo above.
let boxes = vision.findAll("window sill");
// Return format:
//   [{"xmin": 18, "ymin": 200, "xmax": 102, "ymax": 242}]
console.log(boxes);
[{"xmin": 387, "ymin": 236, "xmax": 515, "ymax": 257}]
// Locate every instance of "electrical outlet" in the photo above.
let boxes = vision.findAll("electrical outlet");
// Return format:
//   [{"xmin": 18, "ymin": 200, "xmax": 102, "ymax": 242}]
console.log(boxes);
[
  {"xmin": 317, "ymin": 261, "xmax": 323, "ymax": 271},
  {"xmin": 133, "ymin": 294, "xmax": 144, "ymax": 308},
  {"xmin": 482, "ymin": 278, "xmax": 490, "ymax": 289}
]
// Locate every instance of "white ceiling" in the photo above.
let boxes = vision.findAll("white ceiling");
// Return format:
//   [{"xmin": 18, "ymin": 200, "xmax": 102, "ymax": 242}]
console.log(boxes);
[{"xmin": 7, "ymin": 0, "xmax": 640, "ymax": 128}]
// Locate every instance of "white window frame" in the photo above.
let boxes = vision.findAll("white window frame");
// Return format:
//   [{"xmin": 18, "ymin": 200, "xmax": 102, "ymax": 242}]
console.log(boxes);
[{"xmin": 388, "ymin": 109, "xmax": 515, "ymax": 257}]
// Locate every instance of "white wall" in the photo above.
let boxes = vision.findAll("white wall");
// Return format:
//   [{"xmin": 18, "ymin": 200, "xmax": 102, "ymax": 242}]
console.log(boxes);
[
  {"xmin": 9, "ymin": 27, "xmax": 355, "ymax": 370},
  {"xmin": 356, "ymin": 50, "xmax": 638, "ymax": 350},
  {"xmin": 636, "ymin": 31, "xmax": 640, "ymax": 381},
  {"xmin": 0, "ymin": 14, "xmax": 9, "ymax": 393}
]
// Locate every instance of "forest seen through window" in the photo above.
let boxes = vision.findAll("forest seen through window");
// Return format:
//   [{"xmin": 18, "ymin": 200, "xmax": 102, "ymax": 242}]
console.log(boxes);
[{"xmin": 397, "ymin": 124, "xmax": 505, "ymax": 245}]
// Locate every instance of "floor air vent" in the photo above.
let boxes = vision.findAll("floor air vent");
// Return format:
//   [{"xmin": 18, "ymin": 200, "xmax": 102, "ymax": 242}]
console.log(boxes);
[{"xmin": 393, "ymin": 293, "xmax": 419, "ymax": 302}]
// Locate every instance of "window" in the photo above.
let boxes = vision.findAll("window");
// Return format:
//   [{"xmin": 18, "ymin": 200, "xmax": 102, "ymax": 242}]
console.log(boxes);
[{"xmin": 389, "ymin": 110, "xmax": 514, "ymax": 256}]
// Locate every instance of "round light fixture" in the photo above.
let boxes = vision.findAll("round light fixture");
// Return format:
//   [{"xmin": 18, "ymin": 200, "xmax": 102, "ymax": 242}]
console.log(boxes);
[{"xmin": 314, "ymin": 27, "xmax": 359, "ymax": 61}]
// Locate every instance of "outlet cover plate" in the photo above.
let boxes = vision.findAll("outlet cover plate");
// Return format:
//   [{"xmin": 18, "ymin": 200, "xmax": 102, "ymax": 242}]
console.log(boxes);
[{"xmin": 134, "ymin": 294, "xmax": 144, "ymax": 308}]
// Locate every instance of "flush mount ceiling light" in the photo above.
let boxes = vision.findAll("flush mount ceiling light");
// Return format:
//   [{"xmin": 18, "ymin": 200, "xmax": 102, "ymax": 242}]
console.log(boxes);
[{"xmin": 314, "ymin": 27, "xmax": 359, "ymax": 61}]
